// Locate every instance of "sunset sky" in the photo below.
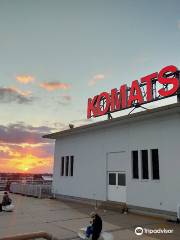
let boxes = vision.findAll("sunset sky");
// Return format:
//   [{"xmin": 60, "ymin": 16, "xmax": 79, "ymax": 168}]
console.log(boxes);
[{"xmin": 0, "ymin": 0, "xmax": 180, "ymax": 173}]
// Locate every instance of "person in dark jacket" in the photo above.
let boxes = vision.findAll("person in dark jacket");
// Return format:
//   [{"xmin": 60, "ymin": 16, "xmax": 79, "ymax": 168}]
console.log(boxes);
[
  {"xmin": 90, "ymin": 212, "xmax": 102, "ymax": 240},
  {"xmin": 0, "ymin": 192, "xmax": 12, "ymax": 212},
  {"xmin": 2, "ymin": 192, "xmax": 12, "ymax": 206}
]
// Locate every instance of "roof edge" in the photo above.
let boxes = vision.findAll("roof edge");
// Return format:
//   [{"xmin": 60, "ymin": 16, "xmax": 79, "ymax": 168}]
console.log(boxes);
[{"xmin": 43, "ymin": 102, "xmax": 180, "ymax": 139}]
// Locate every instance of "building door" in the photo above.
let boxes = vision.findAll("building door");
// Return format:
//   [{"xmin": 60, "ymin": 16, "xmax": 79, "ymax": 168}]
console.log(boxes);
[{"xmin": 108, "ymin": 171, "xmax": 126, "ymax": 202}]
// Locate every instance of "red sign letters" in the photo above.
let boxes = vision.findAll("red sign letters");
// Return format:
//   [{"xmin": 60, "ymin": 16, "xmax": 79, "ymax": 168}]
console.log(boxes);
[{"xmin": 87, "ymin": 65, "xmax": 179, "ymax": 118}]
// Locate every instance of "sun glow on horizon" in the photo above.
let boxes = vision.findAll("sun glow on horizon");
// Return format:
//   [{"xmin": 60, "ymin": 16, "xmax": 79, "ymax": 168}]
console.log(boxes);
[{"xmin": 0, "ymin": 145, "xmax": 53, "ymax": 173}]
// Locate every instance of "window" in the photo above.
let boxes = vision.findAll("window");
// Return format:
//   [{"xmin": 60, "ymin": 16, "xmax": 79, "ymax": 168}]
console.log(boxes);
[
  {"xmin": 131, "ymin": 149, "xmax": 159, "ymax": 182},
  {"xmin": 61, "ymin": 157, "xmax": 64, "ymax": 176},
  {"xmin": 132, "ymin": 151, "xmax": 139, "ymax": 179},
  {"xmin": 65, "ymin": 156, "xmax": 69, "ymax": 176},
  {"xmin": 151, "ymin": 149, "xmax": 160, "ymax": 180},
  {"xmin": 118, "ymin": 173, "xmax": 126, "ymax": 186},
  {"xmin": 141, "ymin": 150, "xmax": 149, "ymax": 179},
  {"xmin": 70, "ymin": 156, "xmax": 74, "ymax": 176},
  {"xmin": 109, "ymin": 173, "xmax": 116, "ymax": 185},
  {"xmin": 61, "ymin": 155, "xmax": 74, "ymax": 177}
]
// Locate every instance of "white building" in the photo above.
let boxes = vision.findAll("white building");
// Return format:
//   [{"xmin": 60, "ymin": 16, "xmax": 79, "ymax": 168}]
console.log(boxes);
[{"xmin": 44, "ymin": 103, "xmax": 180, "ymax": 217}]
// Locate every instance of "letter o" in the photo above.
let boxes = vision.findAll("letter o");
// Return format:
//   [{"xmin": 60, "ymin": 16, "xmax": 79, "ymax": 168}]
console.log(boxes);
[{"xmin": 96, "ymin": 92, "xmax": 110, "ymax": 116}]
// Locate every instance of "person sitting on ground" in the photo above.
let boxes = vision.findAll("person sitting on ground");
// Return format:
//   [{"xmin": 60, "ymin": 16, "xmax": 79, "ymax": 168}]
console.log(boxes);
[
  {"xmin": 0, "ymin": 192, "xmax": 12, "ymax": 212},
  {"xmin": 90, "ymin": 212, "xmax": 102, "ymax": 240},
  {"xmin": 2, "ymin": 192, "xmax": 12, "ymax": 207}
]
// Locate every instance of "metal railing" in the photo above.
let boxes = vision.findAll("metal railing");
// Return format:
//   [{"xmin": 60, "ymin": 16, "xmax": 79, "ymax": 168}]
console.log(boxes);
[
  {"xmin": 0, "ymin": 181, "xmax": 6, "ymax": 191},
  {"xmin": 10, "ymin": 183, "xmax": 52, "ymax": 198}
]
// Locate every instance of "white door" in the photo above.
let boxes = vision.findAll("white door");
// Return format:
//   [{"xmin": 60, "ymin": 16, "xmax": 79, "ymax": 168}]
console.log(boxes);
[{"xmin": 108, "ymin": 171, "xmax": 126, "ymax": 202}]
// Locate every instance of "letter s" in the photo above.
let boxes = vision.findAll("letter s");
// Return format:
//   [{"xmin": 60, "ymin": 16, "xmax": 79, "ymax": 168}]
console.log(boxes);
[{"xmin": 158, "ymin": 65, "xmax": 179, "ymax": 97}]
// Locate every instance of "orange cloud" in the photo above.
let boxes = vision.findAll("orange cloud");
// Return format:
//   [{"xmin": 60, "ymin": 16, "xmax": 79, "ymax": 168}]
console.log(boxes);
[
  {"xmin": 0, "ymin": 143, "xmax": 53, "ymax": 173},
  {"xmin": 40, "ymin": 82, "xmax": 70, "ymax": 91},
  {"xmin": 88, "ymin": 74, "xmax": 105, "ymax": 86},
  {"xmin": 16, "ymin": 75, "xmax": 35, "ymax": 84}
]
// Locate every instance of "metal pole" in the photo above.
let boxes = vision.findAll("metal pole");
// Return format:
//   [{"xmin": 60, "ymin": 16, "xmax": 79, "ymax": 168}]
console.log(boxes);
[{"xmin": 177, "ymin": 88, "xmax": 180, "ymax": 103}]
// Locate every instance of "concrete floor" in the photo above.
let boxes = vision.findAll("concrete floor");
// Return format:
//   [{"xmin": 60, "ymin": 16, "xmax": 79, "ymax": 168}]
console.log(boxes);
[{"xmin": 0, "ymin": 192, "xmax": 180, "ymax": 240}]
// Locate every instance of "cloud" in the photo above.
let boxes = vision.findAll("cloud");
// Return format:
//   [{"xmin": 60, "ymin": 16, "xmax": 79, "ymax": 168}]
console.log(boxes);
[
  {"xmin": 16, "ymin": 75, "xmax": 35, "ymax": 84},
  {"xmin": 0, "ymin": 145, "xmax": 53, "ymax": 173},
  {"xmin": 10, "ymin": 122, "xmax": 54, "ymax": 133},
  {"xmin": 88, "ymin": 74, "xmax": 105, "ymax": 86},
  {"xmin": 40, "ymin": 82, "xmax": 71, "ymax": 91},
  {"xmin": 0, "ymin": 149, "xmax": 14, "ymax": 160},
  {"xmin": 0, "ymin": 123, "xmax": 55, "ymax": 173},
  {"xmin": 2, "ymin": 143, "xmax": 54, "ymax": 159},
  {"xmin": 0, "ymin": 123, "xmax": 54, "ymax": 144},
  {"xmin": 0, "ymin": 87, "xmax": 33, "ymax": 104}
]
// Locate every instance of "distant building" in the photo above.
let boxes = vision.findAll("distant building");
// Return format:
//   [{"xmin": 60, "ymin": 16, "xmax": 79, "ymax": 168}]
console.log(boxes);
[{"xmin": 42, "ymin": 175, "xmax": 53, "ymax": 183}]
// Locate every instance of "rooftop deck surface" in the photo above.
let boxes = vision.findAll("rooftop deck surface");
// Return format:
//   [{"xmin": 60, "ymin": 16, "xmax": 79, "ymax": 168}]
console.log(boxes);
[{"xmin": 0, "ymin": 192, "xmax": 180, "ymax": 240}]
